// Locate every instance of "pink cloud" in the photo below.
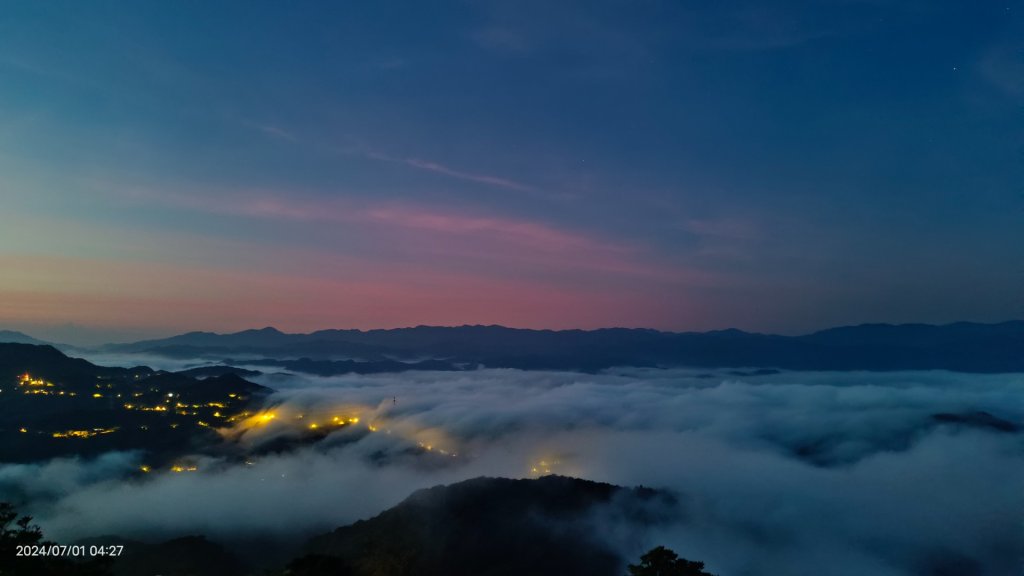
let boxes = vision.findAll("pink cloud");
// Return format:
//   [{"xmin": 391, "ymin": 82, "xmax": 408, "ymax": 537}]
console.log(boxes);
[
  {"xmin": 359, "ymin": 205, "xmax": 613, "ymax": 252},
  {"xmin": 80, "ymin": 185, "xmax": 725, "ymax": 329},
  {"xmin": 115, "ymin": 185, "xmax": 637, "ymax": 260},
  {"xmin": 214, "ymin": 188, "xmax": 712, "ymax": 282}
]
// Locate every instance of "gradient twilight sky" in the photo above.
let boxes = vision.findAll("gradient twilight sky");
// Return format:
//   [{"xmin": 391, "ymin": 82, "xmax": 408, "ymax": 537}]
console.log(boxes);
[{"xmin": 1, "ymin": 1, "xmax": 1022, "ymax": 344}]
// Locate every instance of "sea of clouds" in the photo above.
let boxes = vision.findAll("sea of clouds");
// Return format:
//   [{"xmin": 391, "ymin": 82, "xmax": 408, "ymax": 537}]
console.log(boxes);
[{"xmin": 2, "ymin": 365, "xmax": 1023, "ymax": 575}]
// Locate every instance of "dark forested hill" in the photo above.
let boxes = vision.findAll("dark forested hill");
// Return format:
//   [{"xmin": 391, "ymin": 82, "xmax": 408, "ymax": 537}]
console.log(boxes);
[
  {"xmin": 298, "ymin": 475, "xmax": 679, "ymax": 576},
  {"xmin": 0, "ymin": 344, "xmax": 272, "ymax": 464}
]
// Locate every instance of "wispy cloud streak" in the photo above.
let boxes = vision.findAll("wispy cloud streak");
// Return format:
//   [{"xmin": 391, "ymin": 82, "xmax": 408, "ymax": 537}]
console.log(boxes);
[{"xmin": 365, "ymin": 151, "xmax": 537, "ymax": 192}]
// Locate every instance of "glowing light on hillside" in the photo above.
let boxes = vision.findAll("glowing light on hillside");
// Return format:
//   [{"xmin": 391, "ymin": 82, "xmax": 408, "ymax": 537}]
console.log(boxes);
[
  {"xmin": 214, "ymin": 403, "xmax": 462, "ymax": 461},
  {"xmin": 529, "ymin": 459, "xmax": 561, "ymax": 476},
  {"xmin": 18, "ymin": 373, "xmax": 53, "ymax": 388},
  {"xmin": 51, "ymin": 427, "xmax": 118, "ymax": 438}
]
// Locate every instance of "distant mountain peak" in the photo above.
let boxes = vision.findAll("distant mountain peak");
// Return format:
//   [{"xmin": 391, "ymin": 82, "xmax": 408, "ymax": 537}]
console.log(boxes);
[
  {"xmin": 0, "ymin": 330, "xmax": 49, "ymax": 345},
  {"xmin": 238, "ymin": 326, "xmax": 283, "ymax": 335}
]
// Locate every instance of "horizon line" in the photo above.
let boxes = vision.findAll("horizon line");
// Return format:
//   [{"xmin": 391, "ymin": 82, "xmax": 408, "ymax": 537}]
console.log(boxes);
[{"xmin": 4, "ymin": 318, "xmax": 1023, "ymax": 348}]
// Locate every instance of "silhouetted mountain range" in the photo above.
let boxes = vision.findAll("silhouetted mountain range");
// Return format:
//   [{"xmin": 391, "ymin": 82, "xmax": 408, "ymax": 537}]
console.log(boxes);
[
  {"xmin": 175, "ymin": 365, "xmax": 264, "ymax": 379},
  {"xmin": 96, "ymin": 321, "xmax": 1024, "ymax": 373}
]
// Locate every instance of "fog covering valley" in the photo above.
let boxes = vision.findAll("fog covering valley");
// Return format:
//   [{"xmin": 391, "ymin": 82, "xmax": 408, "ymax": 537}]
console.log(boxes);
[{"xmin": 2, "ymin": 343, "xmax": 1023, "ymax": 575}]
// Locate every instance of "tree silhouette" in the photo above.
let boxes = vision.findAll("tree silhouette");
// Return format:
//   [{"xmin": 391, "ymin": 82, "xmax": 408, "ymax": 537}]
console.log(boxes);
[
  {"xmin": 627, "ymin": 545, "xmax": 716, "ymax": 576},
  {"xmin": 0, "ymin": 502, "xmax": 112, "ymax": 576}
]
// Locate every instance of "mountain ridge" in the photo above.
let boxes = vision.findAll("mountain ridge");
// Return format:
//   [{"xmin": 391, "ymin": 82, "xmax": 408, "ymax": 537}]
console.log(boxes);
[
  {"xmin": 88, "ymin": 321, "xmax": 1024, "ymax": 373},
  {"xmin": 0, "ymin": 330, "xmax": 51, "ymax": 346},
  {"xmin": 99, "ymin": 320, "xmax": 1024, "ymax": 343}
]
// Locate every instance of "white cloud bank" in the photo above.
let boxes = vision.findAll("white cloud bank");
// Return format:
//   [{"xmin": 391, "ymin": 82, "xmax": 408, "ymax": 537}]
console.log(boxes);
[{"xmin": 2, "ymin": 367, "xmax": 1023, "ymax": 575}]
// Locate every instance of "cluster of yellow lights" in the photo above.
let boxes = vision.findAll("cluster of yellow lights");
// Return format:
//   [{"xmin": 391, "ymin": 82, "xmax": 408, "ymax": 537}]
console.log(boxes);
[
  {"xmin": 12, "ymin": 374, "xmax": 459, "ymax": 463},
  {"xmin": 121, "ymin": 389, "xmax": 249, "ymax": 427},
  {"xmin": 249, "ymin": 405, "xmax": 458, "ymax": 459},
  {"xmin": 222, "ymin": 410, "xmax": 249, "ymax": 422},
  {"xmin": 18, "ymin": 374, "xmax": 53, "ymax": 387},
  {"xmin": 227, "ymin": 408, "xmax": 375, "ymax": 437},
  {"xmin": 17, "ymin": 374, "xmax": 63, "ymax": 396},
  {"xmin": 52, "ymin": 427, "xmax": 118, "ymax": 439},
  {"xmin": 14, "ymin": 389, "xmax": 468, "ymax": 472},
  {"xmin": 415, "ymin": 441, "xmax": 457, "ymax": 457},
  {"xmin": 305, "ymin": 415, "xmax": 362, "ymax": 432},
  {"xmin": 216, "ymin": 406, "xmax": 461, "ymax": 463},
  {"xmin": 530, "ymin": 459, "xmax": 560, "ymax": 475},
  {"xmin": 305, "ymin": 412, "xmax": 364, "ymax": 431},
  {"xmin": 124, "ymin": 405, "xmax": 169, "ymax": 412}
]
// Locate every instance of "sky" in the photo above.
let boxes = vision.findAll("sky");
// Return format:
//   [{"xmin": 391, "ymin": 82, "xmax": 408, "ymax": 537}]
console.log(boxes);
[{"xmin": 0, "ymin": 1, "xmax": 1021, "ymax": 344}]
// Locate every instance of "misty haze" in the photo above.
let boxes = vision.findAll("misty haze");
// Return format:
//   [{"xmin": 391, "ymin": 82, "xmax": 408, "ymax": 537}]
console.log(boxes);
[{"xmin": 2, "ymin": 326, "xmax": 1024, "ymax": 575}]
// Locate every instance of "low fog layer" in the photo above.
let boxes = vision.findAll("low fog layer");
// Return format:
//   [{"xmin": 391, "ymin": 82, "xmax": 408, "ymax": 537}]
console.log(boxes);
[{"xmin": 2, "ymin": 367, "xmax": 1023, "ymax": 575}]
